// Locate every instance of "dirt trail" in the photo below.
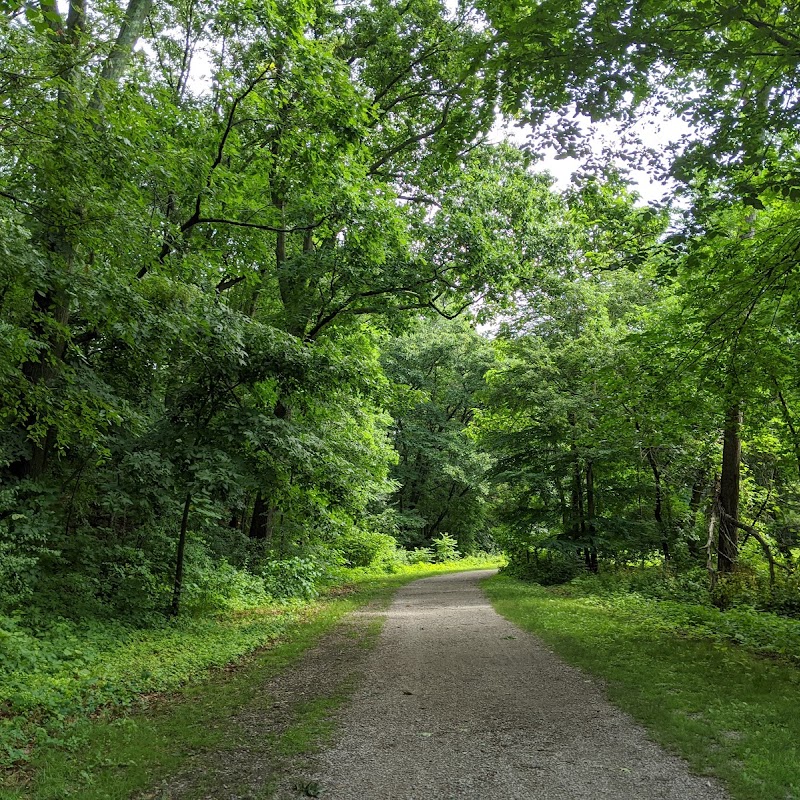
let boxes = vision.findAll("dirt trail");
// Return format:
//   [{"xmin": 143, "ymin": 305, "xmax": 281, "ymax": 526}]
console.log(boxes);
[{"xmin": 297, "ymin": 570, "xmax": 727, "ymax": 800}]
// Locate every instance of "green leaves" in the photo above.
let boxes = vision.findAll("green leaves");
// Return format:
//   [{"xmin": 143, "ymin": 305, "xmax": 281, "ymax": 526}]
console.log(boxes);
[{"xmin": 383, "ymin": 317, "xmax": 497, "ymax": 551}]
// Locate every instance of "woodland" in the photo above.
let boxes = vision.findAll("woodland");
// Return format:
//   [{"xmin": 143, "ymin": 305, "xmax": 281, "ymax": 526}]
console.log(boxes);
[{"xmin": 1, "ymin": 0, "xmax": 800, "ymax": 785}]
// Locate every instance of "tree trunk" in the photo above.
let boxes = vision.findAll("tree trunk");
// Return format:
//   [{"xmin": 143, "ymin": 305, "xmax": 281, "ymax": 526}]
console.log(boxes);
[
  {"xmin": 568, "ymin": 412, "xmax": 586, "ymax": 540},
  {"xmin": 689, "ymin": 471, "xmax": 707, "ymax": 517},
  {"xmin": 252, "ymin": 398, "xmax": 292, "ymax": 542},
  {"xmin": 8, "ymin": 243, "xmax": 74, "ymax": 480},
  {"xmin": 685, "ymin": 470, "xmax": 707, "ymax": 558},
  {"xmin": 555, "ymin": 474, "xmax": 569, "ymax": 532},
  {"xmin": 248, "ymin": 493, "xmax": 275, "ymax": 541},
  {"xmin": 774, "ymin": 382, "xmax": 800, "ymax": 481},
  {"xmin": 170, "ymin": 492, "xmax": 192, "ymax": 616},
  {"xmin": 644, "ymin": 447, "xmax": 670, "ymax": 561},
  {"xmin": 585, "ymin": 458, "xmax": 598, "ymax": 573},
  {"xmin": 717, "ymin": 403, "xmax": 742, "ymax": 574},
  {"xmin": 427, "ymin": 482, "xmax": 459, "ymax": 539},
  {"xmin": 571, "ymin": 459, "xmax": 585, "ymax": 539}
]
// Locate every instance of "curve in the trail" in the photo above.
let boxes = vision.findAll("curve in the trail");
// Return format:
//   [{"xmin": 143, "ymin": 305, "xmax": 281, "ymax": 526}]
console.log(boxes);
[{"xmin": 310, "ymin": 569, "xmax": 728, "ymax": 800}]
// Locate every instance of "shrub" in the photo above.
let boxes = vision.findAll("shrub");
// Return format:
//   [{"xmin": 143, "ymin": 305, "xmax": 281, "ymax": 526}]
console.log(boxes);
[
  {"xmin": 184, "ymin": 558, "xmax": 270, "ymax": 612},
  {"xmin": 710, "ymin": 567, "xmax": 763, "ymax": 610},
  {"xmin": 569, "ymin": 565, "xmax": 713, "ymax": 605},
  {"xmin": 503, "ymin": 550, "xmax": 583, "ymax": 585},
  {"xmin": 764, "ymin": 572, "xmax": 800, "ymax": 617},
  {"xmin": 431, "ymin": 533, "xmax": 460, "ymax": 563},
  {"xmin": 407, "ymin": 546, "xmax": 434, "ymax": 564},
  {"xmin": 257, "ymin": 557, "xmax": 323, "ymax": 601},
  {"xmin": 710, "ymin": 567, "xmax": 800, "ymax": 617},
  {"xmin": 335, "ymin": 530, "xmax": 401, "ymax": 569}
]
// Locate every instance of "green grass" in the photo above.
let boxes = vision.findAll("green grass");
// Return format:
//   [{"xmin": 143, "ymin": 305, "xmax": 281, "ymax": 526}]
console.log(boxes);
[
  {"xmin": 1, "ymin": 603, "xmax": 332, "ymax": 800},
  {"xmin": 483, "ymin": 573, "xmax": 800, "ymax": 800},
  {"xmin": 1, "ymin": 558, "xmax": 500, "ymax": 799}
]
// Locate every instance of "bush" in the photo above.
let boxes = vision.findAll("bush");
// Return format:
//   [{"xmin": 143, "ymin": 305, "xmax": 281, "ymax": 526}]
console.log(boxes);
[
  {"xmin": 335, "ymin": 529, "xmax": 402, "ymax": 570},
  {"xmin": 257, "ymin": 557, "xmax": 323, "ymax": 601},
  {"xmin": 709, "ymin": 567, "xmax": 800, "ymax": 617},
  {"xmin": 503, "ymin": 550, "xmax": 583, "ymax": 585},
  {"xmin": 569, "ymin": 565, "xmax": 712, "ymax": 605},
  {"xmin": 0, "ymin": 483, "xmax": 60, "ymax": 610},
  {"xmin": 431, "ymin": 533, "xmax": 460, "ymax": 563},
  {"xmin": 407, "ymin": 546, "xmax": 434, "ymax": 564},
  {"xmin": 184, "ymin": 558, "xmax": 270, "ymax": 612},
  {"xmin": 764, "ymin": 572, "xmax": 800, "ymax": 617},
  {"xmin": 710, "ymin": 568, "xmax": 763, "ymax": 610}
]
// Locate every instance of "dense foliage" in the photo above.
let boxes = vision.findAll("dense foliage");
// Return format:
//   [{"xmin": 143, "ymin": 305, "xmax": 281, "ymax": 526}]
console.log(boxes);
[{"xmin": 0, "ymin": 0, "xmax": 524, "ymax": 624}]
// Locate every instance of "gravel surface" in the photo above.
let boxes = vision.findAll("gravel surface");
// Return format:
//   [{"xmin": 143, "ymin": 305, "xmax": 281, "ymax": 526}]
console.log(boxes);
[{"xmin": 307, "ymin": 570, "xmax": 728, "ymax": 800}]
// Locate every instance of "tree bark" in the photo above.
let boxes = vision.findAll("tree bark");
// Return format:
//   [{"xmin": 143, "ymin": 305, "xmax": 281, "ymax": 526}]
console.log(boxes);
[
  {"xmin": 571, "ymin": 454, "xmax": 585, "ymax": 540},
  {"xmin": 716, "ymin": 503, "xmax": 778, "ymax": 586},
  {"xmin": 170, "ymin": 492, "xmax": 192, "ymax": 617},
  {"xmin": 89, "ymin": 0, "xmax": 154, "ymax": 112},
  {"xmin": 555, "ymin": 473, "xmax": 569, "ymax": 532},
  {"xmin": 249, "ymin": 493, "xmax": 277, "ymax": 542},
  {"xmin": 717, "ymin": 402, "xmax": 742, "ymax": 574},
  {"xmin": 644, "ymin": 447, "xmax": 670, "ymax": 561},
  {"xmin": 774, "ymin": 382, "xmax": 800, "ymax": 481},
  {"xmin": 585, "ymin": 458, "xmax": 598, "ymax": 573},
  {"xmin": 568, "ymin": 413, "xmax": 587, "ymax": 555},
  {"xmin": 686, "ymin": 470, "xmax": 707, "ymax": 558}
]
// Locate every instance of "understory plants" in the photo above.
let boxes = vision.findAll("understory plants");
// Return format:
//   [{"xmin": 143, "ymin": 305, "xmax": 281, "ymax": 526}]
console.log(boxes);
[{"xmin": 502, "ymin": 555, "xmax": 800, "ymax": 661}]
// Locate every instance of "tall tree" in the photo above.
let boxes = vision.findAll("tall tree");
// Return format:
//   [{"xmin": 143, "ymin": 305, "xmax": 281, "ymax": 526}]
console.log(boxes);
[{"xmin": 383, "ymin": 317, "xmax": 496, "ymax": 552}]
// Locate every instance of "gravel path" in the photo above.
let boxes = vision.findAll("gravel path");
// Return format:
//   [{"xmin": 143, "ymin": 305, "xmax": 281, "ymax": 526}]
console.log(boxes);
[{"xmin": 307, "ymin": 570, "xmax": 728, "ymax": 800}]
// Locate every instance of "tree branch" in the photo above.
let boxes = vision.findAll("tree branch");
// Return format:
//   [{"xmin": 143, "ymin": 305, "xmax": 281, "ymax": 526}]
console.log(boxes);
[
  {"xmin": 66, "ymin": 0, "xmax": 85, "ymax": 37},
  {"xmin": 715, "ymin": 502, "xmax": 787, "ymax": 586},
  {"xmin": 140, "ymin": 68, "xmax": 278, "ymax": 275},
  {"xmin": 89, "ymin": 0, "xmax": 154, "ymax": 112},
  {"xmin": 372, "ymin": 44, "xmax": 446, "ymax": 106},
  {"xmin": 397, "ymin": 194, "xmax": 442, "ymax": 208},
  {"xmin": 215, "ymin": 275, "xmax": 247, "ymax": 293},
  {"xmin": 741, "ymin": 15, "xmax": 799, "ymax": 52},
  {"xmin": 39, "ymin": 0, "xmax": 63, "ymax": 35},
  {"xmin": 0, "ymin": 190, "xmax": 35, "ymax": 210},
  {"xmin": 369, "ymin": 95, "xmax": 455, "ymax": 174},
  {"xmin": 191, "ymin": 216, "xmax": 327, "ymax": 233}
]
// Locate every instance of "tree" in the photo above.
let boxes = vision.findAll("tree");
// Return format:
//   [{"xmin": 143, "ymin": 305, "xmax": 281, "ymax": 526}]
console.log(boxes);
[{"xmin": 383, "ymin": 317, "xmax": 496, "ymax": 552}]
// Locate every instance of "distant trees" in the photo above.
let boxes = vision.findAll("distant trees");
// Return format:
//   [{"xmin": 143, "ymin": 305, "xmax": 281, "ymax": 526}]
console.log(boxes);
[
  {"xmin": 467, "ymin": 0, "xmax": 800, "ymax": 600},
  {"xmin": 478, "ymin": 172, "xmax": 800, "ymax": 602},
  {"xmin": 382, "ymin": 318, "xmax": 495, "ymax": 553}
]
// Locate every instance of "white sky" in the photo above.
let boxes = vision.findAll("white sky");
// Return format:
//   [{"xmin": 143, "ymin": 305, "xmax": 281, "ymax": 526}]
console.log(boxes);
[{"xmin": 492, "ymin": 113, "xmax": 691, "ymax": 206}]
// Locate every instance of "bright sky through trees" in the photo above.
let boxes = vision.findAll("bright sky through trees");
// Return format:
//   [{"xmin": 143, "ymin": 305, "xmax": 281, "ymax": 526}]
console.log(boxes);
[{"xmin": 495, "ymin": 111, "xmax": 691, "ymax": 204}]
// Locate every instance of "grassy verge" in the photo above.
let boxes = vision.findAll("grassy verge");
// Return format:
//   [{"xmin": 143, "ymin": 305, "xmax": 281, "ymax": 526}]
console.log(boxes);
[
  {"xmin": 483, "ymin": 573, "xmax": 800, "ymax": 800},
  {"xmin": 1, "ymin": 558, "xmax": 499, "ymax": 799}
]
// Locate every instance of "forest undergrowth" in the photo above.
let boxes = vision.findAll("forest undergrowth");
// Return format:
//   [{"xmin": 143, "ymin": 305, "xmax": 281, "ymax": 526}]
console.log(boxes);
[{"xmin": 504, "ymin": 558, "xmax": 800, "ymax": 662}]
